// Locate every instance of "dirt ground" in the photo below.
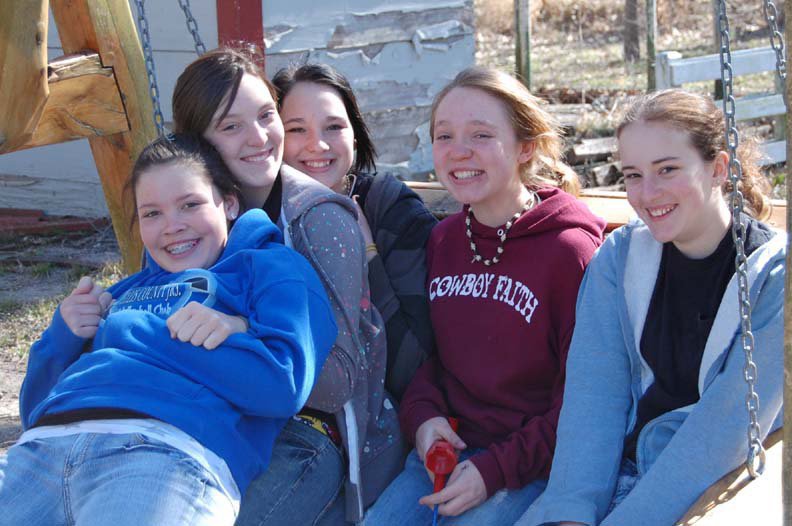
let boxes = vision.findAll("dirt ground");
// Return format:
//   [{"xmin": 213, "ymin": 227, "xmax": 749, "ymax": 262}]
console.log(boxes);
[{"xmin": 0, "ymin": 226, "xmax": 122, "ymax": 452}]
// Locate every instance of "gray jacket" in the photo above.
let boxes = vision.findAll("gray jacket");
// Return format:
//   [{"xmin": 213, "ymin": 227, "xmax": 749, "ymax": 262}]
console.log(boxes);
[{"xmin": 280, "ymin": 166, "xmax": 404, "ymax": 523}]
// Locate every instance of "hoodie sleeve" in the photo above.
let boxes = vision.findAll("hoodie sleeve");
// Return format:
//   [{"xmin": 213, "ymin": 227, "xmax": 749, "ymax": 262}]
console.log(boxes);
[
  {"xmin": 516, "ymin": 231, "xmax": 634, "ymax": 526},
  {"xmin": 291, "ymin": 200, "xmax": 370, "ymax": 413},
  {"xmin": 191, "ymin": 274, "xmax": 336, "ymax": 417},
  {"xmin": 600, "ymin": 249, "xmax": 785, "ymax": 526},
  {"xmin": 19, "ymin": 307, "xmax": 90, "ymax": 429},
  {"xmin": 365, "ymin": 177, "xmax": 438, "ymax": 401}
]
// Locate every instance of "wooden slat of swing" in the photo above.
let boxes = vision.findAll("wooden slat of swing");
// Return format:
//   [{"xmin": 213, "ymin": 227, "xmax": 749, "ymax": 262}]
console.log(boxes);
[
  {"xmin": 4, "ymin": 53, "xmax": 129, "ymax": 153},
  {"xmin": 407, "ymin": 182, "xmax": 788, "ymax": 232},
  {"xmin": 677, "ymin": 429, "xmax": 782, "ymax": 525}
]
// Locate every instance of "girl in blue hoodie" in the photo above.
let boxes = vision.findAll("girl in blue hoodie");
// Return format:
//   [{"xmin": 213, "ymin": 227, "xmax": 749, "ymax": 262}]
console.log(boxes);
[
  {"xmin": 0, "ymin": 134, "xmax": 337, "ymax": 526},
  {"xmin": 518, "ymin": 90, "xmax": 785, "ymax": 526}
]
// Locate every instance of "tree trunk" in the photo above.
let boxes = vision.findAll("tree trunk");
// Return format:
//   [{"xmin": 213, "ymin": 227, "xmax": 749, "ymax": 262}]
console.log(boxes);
[{"xmin": 623, "ymin": 0, "xmax": 640, "ymax": 63}]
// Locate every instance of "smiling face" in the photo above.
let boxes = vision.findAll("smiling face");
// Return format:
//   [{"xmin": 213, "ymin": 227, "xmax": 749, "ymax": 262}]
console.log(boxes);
[
  {"xmin": 203, "ymin": 73, "xmax": 285, "ymax": 208},
  {"xmin": 432, "ymin": 87, "xmax": 534, "ymax": 225},
  {"xmin": 619, "ymin": 120, "xmax": 730, "ymax": 257},
  {"xmin": 280, "ymin": 82, "xmax": 355, "ymax": 193},
  {"xmin": 135, "ymin": 162, "xmax": 239, "ymax": 273}
]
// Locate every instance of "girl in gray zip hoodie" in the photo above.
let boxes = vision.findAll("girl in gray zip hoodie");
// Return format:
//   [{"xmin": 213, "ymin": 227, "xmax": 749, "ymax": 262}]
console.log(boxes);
[{"xmin": 172, "ymin": 48, "xmax": 403, "ymax": 525}]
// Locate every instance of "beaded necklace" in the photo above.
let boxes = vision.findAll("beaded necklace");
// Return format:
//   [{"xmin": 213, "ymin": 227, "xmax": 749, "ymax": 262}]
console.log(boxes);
[{"xmin": 465, "ymin": 190, "xmax": 540, "ymax": 266}]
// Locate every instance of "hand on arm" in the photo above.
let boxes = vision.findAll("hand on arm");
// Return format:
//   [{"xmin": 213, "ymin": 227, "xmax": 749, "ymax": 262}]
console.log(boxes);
[
  {"xmin": 167, "ymin": 301, "xmax": 248, "ymax": 350},
  {"xmin": 60, "ymin": 276, "xmax": 112, "ymax": 338}
]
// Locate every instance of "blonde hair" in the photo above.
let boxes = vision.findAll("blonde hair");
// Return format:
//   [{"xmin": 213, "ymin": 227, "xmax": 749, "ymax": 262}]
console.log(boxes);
[
  {"xmin": 430, "ymin": 66, "xmax": 580, "ymax": 196},
  {"xmin": 617, "ymin": 89, "xmax": 771, "ymax": 220}
]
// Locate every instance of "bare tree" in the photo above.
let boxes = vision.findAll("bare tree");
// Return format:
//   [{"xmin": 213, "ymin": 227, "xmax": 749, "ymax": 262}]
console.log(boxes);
[{"xmin": 624, "ymin": 0, "xmax": 640, "ymax": 62}]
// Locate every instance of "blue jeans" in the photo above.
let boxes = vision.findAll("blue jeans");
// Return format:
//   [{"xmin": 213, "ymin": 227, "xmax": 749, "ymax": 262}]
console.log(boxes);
[
  {"xmin": 0, "ymin": 433, "xmax": 235, "ymax": 526},
  {"xmin": 363, "ymin": 448, "xmax": 547, "ymax": 526},
  {"xmin": 236, "ymin": 418, "xmax": 346, "ymax": 526}
]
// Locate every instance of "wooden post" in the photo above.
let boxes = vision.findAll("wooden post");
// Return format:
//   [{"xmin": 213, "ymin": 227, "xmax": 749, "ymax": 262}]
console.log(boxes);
[
  {"xmin": 216, "ymin": 0, "xmax": 265, "ymax": 69},
  {"xmin": 515, "ymin": 0, "xmax": 531, "ymax": 89},
  {"xmin": 712, "ymin": 0, "xmax": 723, "ymax": 98},
  {"xmin": 645, "ymin": 0, "xmax": 656, "ymax": 90},
  {"xmin": 0, "ymin": 0, "xmax": 50, "ymax": 153},
  {"xmin": 50, "ymin": 0, "xmax": 158, "ymax": 274},
  {"xmin": 785, "ymin": 0, "xmax": 791, "ymax": 523},
  {"xmin": 784, "ymin": 2, "xmax": 791, "ymax": 524}
]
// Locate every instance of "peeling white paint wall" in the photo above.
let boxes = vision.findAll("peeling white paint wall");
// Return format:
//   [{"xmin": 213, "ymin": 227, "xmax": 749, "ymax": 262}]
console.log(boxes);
[{"xmin": 0, "ymin": 1, "xmax": 474, "ymax": 216}]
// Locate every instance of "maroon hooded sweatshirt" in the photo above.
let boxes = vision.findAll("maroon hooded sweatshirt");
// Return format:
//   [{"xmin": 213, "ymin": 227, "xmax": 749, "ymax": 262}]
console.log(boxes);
[{"xmin": 400, "ymin": 186, "xmax": 606, "ymax": 496}]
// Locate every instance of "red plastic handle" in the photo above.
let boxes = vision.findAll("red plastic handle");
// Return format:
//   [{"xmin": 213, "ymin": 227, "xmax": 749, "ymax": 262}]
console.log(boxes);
[{"xmin": 425, "ymin": 417, "xmax": 460, "ymax": 493}]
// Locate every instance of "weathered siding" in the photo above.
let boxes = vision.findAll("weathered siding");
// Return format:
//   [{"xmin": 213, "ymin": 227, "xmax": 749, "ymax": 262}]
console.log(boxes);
[{"xmin": 0, "ymin": 1, "xmax": 474, "ymax": 216}]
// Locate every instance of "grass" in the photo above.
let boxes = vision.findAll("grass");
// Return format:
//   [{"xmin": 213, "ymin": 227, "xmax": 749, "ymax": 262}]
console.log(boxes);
[{"xmin": 0, "ymin": 261, "xmax": 125, "ymax": 360}]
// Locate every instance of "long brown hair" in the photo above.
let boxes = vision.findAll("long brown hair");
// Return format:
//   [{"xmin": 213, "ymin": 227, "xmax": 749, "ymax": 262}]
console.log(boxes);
[
  {"xmin": 616, "ymin": 89, "xmax": 771, "ymax": 220},
  {"xmin": 430, "ymin": 66, "xmax": 580, "ymax": 196},
  {"xmin": 172, "ymin": 47, "xmax": 277, "ymax": 135}
]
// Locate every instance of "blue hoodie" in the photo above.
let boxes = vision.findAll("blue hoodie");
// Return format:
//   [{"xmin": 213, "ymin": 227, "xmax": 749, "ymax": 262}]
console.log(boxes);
[{"xmin": 19, "ymin": 209, "xmax": 337, "ymax": 493}]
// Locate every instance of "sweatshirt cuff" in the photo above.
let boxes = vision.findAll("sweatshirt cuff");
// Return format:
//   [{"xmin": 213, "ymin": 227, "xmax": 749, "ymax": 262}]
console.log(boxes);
[
  {"xmin": 469, "ymin": 450, "xmax": 506, "ymax": 497},
  {"xmin": 52, "ymin": 306, "xmax": 89, "ymax": 347},
  {"xmin": 400, "ymin": 402, "xmax": 445, "ymax": 445}
]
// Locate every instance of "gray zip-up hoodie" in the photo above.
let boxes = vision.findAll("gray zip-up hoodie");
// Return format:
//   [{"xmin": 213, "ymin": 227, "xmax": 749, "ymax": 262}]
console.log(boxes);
[{"xmin": 279, "ymin": 166, "xmax": 405, "ymax": 523}]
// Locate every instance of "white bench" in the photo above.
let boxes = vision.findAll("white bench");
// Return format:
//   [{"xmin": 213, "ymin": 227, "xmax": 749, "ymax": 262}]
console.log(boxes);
[{"xmin": 655, "ymin": 47, "xmax": 786, "ymax": 166}]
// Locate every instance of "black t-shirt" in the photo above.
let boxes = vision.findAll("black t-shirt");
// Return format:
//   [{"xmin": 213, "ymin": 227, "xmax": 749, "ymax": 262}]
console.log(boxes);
[
  {"xmin": 261, "ymin": 173, "xmax": 283, "ymax": 225},
  {"xmin": 624, "ymin": 215, "xmax": 772, "ymax": 459}
]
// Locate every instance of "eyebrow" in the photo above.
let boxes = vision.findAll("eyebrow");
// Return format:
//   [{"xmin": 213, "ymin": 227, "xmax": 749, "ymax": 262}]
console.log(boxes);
[
  {"xmin": 137, "ymin": 192, "xmax": 202, "ymax": 209},
  {"xmin": 433, "ymin": 119, "xmax": 496, "ymax": 128},
  {"xmin": 621, "ymin": 156, "xmax": 680, "ymax": 172},
  {"xmin": 214, "ymin": 103, "xmax": 276, "ymax": 125}
]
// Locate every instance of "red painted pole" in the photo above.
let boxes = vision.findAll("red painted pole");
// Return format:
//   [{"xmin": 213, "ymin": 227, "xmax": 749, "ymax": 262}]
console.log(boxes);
[{"xmin": 216, "ymin": 0, "xmax": 265, "ymax": 68}]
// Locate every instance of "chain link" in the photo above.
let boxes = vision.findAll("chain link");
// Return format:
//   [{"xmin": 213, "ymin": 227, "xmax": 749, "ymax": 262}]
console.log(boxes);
[
  {"xmin": 761, "ymin": 0, "xmax": 787, "ymax": 84},
  {"xmin": 715, "ymin": 0, "xmax": 765, "ymax": 479},
  {"xmin": 177, "ymin": 0, "xmax": 207, "ymax": 56},
  {"xmin": 132, "ymin": 0, "xmax": 165, "ymax": 136}
]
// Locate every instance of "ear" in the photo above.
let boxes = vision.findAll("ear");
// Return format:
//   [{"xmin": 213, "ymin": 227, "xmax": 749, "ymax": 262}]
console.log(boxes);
[
  {"xmin": 518, "ymin": 140, "xmax": 536, "ymax": 164},
  {"xmin": 711, "ymin": 150, "xmax": 729, "ymax": 188},
  {"xmin": 225, "ymin": 195, "xmax": 240, "ymax": 221}
]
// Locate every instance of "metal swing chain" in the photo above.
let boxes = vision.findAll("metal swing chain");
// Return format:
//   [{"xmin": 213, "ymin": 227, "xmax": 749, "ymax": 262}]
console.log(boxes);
[
  {"xmin": 715, "ymin": 0, "xmax": 765, "ymax": 479},
  {"xmin": 177, "ymin": 0, "xmax": 207, "ymax": 56},
  {"xmin": 132, "ymin": 0, "xmax": 166, "ymax": 136},
  {"xmin": 761, "ymin": 0, "xmax": 787, "ymax": 88}
]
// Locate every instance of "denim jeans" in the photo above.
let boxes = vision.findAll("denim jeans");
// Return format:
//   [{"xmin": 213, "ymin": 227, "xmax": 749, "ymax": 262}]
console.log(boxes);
[
  {"xmin": 0, "ymin": 432, "xmax": 236, "ymax": 526},
  {"xmin": 363, "ymin": 448, "xmax": 547, "ymax": 526},
  {"xmin": 236, "ymin": 418, "xmax": 345, "ymax": 526}
]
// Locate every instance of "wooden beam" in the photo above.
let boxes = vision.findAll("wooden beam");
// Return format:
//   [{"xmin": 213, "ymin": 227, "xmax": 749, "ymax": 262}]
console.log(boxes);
[
  {"xmin": 217, "ymin": 0, "xmax": 265, "ymax": 66},
  {"xmin": 515, "ymin": 0, "xmax": 531, "ymax": 89},
  {"xmin": 783, "ymin": 0, "xmax": 791, "ymax": 522},
  {"xmin": 4, "ymin": 53, "xmax": 129, "ymax": 153},
  {"xmin": 407, "ymin": 182, "xmax": 788, "ymax": 233},
  {"xmin": 51, "ymin": 0, "xmax": 158, "ymax": 274},
  {"xmin": 0, "ymin": 0, "xmax": 49, "ymax": 153}
]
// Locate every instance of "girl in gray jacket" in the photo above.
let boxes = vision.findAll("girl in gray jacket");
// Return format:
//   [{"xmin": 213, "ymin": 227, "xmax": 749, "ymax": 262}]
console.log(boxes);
[{"xmin": 171, "ymin": 48, "xmax": 402, "ymax": 525}]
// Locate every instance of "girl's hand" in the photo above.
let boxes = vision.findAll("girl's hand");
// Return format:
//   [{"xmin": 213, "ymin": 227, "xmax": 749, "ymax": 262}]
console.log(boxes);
[
  {"xmin": 418, "ymin": 460, "xmax": 486, "ymax": 517},
  {"xmin": 60, "ymin": 276, "xmax": 112, "ymax": 338},
  {"xmin": 167, "ymin": 302, "xmax": 248, "ymax": 350},
  {"xmin": 351, "ymin": 196, "xmax": 376, "ymax": 262},
  {"xmin": 415, "ymin": 416, "xmax": 466, "ymax": 461}
]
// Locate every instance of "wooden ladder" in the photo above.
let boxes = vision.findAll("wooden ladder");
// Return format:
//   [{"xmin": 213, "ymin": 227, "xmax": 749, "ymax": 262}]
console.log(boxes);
[{"xmin": 0, "ymin": 0, "xmax": 157, "ymax": 272}]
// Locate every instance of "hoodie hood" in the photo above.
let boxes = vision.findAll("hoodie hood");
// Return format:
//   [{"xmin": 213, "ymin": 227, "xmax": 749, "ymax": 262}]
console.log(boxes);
[
  {"xmin": 279, "ymin": 164, "xmax": 358, "ymax": 225},
  {"xmin": 467, "ymin": 186, "xmax": 606, "ymax": 243},
  {"xmin": 143, "ymin": 209, "xmax": 282, "ymax": 272}
]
